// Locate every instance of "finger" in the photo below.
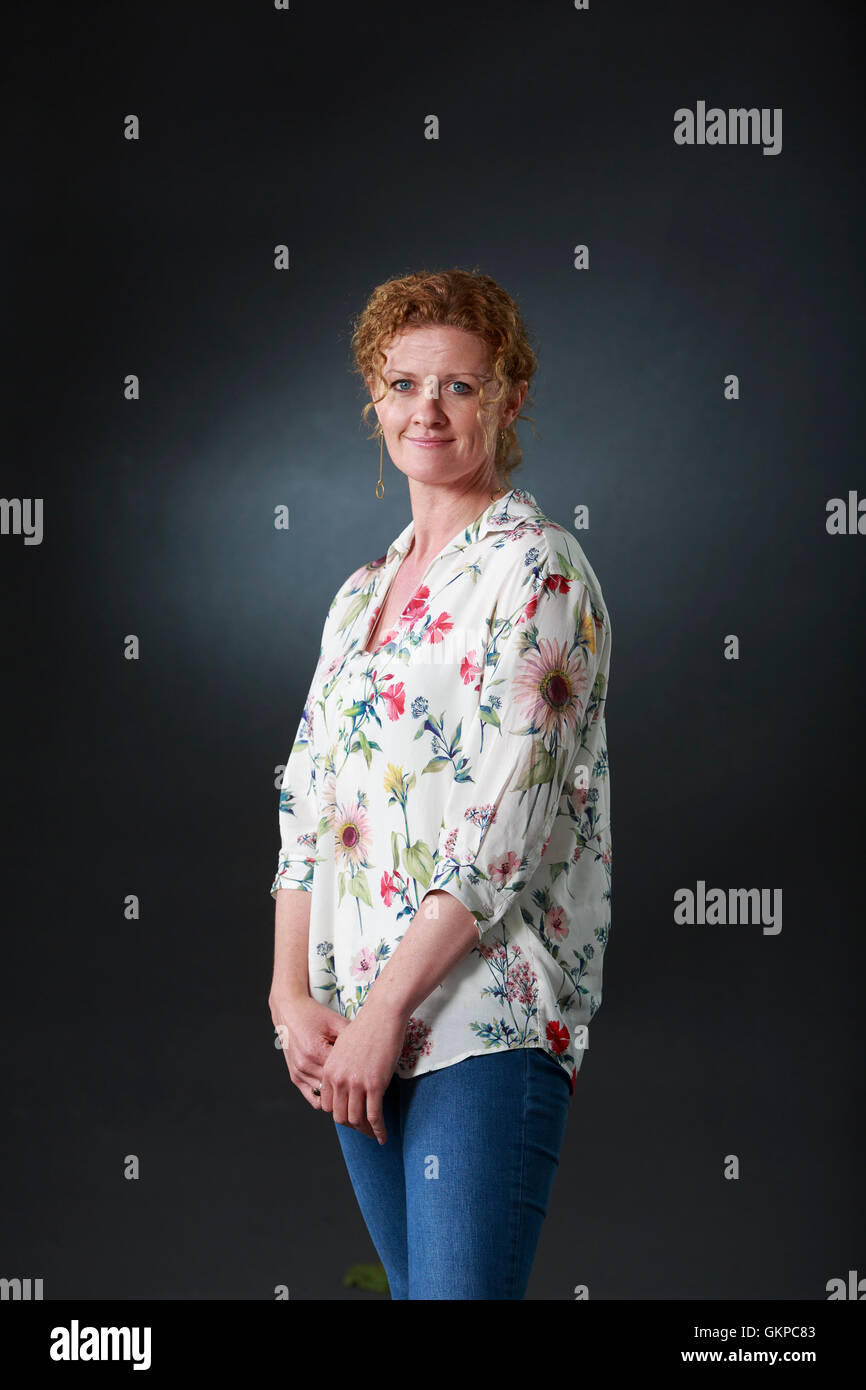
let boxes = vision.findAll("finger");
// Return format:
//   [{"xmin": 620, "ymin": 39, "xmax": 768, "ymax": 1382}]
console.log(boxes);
[
  {"xmin": 318, "ymin": 1074, "xmax": 333, "ymax": 1114},
  {"xmin": 343, "ymin": 1084, "xmax": 379, "ymax": 1142},
  {"xmin": 347, "ymin": 1084, "xmax": 377, "ymax": 1140},
  {"xmin": 291, "ymin": 1059, "xmax": 325, "ymax": 1096},
  {"xmin": 304, "ymin": 1081, "xmax": 322, "ymax": 1110},
  {"xmin": 364, "ymin": 1092, "xmax": 387, "ymax": 1146}
]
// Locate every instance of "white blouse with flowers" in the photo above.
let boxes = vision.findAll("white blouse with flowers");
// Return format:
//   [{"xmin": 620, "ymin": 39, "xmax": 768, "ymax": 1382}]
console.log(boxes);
[{"xmin": 270, "ymin": 486, "xmax": 612, "ymax": 1097}]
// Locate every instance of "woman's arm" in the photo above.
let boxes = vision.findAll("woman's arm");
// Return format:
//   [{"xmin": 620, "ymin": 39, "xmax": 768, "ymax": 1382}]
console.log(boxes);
[
  {"xmin": 269, "ymin": 887, "xmax": 313, "ymax": 1005},
  {"xmin": 361, "ymin": 889, "xmax": 479, "ymax": 1022},
  {"xmin": 316, "ymin": 891, "xmax": 480, "ymax": 1144}
]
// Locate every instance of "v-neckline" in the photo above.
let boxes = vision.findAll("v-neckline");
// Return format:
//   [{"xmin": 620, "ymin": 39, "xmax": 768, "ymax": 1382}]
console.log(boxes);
[
  {"xmin": 355, "ymin": 490, "xmax": 512, "ymax": 658},
  {"xmin": 359, "ymin": 550, "xmax": 416, "ymax": 656}
]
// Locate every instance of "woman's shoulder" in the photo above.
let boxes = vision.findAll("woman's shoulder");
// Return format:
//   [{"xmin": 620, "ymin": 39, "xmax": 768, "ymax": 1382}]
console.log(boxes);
[{"xmin": 488, "ymin": 490, "xmax": 608, "ymax": 612}]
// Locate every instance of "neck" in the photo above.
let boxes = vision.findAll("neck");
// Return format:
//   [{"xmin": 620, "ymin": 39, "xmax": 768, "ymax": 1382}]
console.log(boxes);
[{"xmin": 406, "ymin": 480, "xmax": 506, "ymax": 567}]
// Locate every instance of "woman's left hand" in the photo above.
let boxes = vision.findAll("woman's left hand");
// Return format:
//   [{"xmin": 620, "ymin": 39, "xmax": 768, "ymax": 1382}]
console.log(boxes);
[{"xmin": 317, "ymin": 1000, "xmax": 408, "ymax": 1145}]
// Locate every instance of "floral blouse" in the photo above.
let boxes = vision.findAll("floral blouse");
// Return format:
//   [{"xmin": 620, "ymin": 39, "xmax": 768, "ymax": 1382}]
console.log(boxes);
[{"xmin": 270, "ymin": 486, "xmax": 612, "ymax": 1096}]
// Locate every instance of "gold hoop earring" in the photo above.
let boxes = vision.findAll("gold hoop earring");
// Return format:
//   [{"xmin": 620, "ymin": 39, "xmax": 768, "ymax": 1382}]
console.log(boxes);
[{"xmin": 376, "ymin": 425, "xmax": 385, "ymax": 500}]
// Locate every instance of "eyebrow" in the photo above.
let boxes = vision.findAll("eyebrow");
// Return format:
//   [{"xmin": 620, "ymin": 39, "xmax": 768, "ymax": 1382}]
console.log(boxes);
[{"xmin": 385, "ymin": 369, "xmax": 490, "ymax": 379}]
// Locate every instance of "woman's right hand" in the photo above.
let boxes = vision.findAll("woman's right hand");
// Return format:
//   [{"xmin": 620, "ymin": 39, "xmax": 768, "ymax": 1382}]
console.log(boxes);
[{"xmin": 269, "ymin": 993, "xmax": 359, "ymax": 1117}]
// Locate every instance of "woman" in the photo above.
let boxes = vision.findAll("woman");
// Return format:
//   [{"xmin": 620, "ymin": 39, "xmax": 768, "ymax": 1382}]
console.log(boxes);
[{"xmin": 268, "ymin": 268, "xmax": 612, "ymax": 1300}]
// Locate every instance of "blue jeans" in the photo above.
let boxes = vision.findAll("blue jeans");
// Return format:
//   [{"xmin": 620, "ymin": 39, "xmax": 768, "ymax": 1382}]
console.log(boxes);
[{"xmin": 333, "ymin": 1045, "xmax": 572, "ymax": 1299}]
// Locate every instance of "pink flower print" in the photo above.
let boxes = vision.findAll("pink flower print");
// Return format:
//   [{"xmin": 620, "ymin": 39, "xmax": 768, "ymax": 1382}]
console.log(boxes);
[
  {"xmin": 544, "ymin": 905, "xmax": 569, "ymax": 941},
  {"xmin": 350, "ymin": 946, "xmax": 379, "ymax": 983},
  {"xmin": 381, "ymin": 681, "xmax": 406, "ymax": 721},
  {"xmin": 512, "ymin": 637, "xmax": 587, "ymax": 741},
  {"xmin": 380, "ymin": 869, "xmax": 402, "ymax": 906},
  {"xmin": 425, "ymin": 611, "xmax": 453, "ymax": 643},
  {"xmin": 488, "ymin": 849, "xmax": 521, "ymax": 887},
  {"xmin": 460, "ymin": 648, "xmax": 483, "ymax": 687},
  {"xmin": 602, "ymin": 845, "xmax": 612, "ymax": 866},
  {"xmin": 540, "ymin": 833, "xmax": 551, "ymax": 859},
  {"xmin": 333, "ymin": 801, "xmax": 372, "ymax": 869},
  {"xmin": 505, "ymin": 957, "xmax": 537, "ymax": 1007},
  {"xmin": 402, "ymin": 587, "xmax": 430, "ymax": 626},
  {"xmin": 479, "ymin": 941, "xmax": 508, "ymax": 963},
  {"xmin": 397, "ymin": 1015, "xmax": 433, "ymax": 1074}
]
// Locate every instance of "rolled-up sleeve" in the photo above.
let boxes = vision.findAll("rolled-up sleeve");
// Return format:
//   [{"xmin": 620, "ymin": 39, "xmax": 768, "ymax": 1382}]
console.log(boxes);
[
  {"xmin": 269, "ymin": 595, "xmax": 340, "ymax": 899},
  {"xmin": 418, "ymin": 544, "xmax": 606, "ymax": 939}
]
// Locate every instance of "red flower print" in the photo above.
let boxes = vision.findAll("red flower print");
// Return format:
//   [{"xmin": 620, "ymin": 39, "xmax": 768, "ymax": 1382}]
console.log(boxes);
[
  {"xmin": 569, "ymin": 1066, "xmax": 577, "ymax": 1095},
  {"xmin": 544, "ymin": 573, "xmax": 572, "ymax": 595},
  {"xmin": 380, "ymin": 869, "xmax": 402, "ymax": 906},
  {"xmin": 426, "ymin": 612, "xmax": 454, "ymax": 643},
  {"xmin": 381, "ymin": 681, "xmax": 405, "ymax": 721},
  {"xmin": 546, "ymin": 1019, "xmax": 570, "ymax": 1054},
  {"xmin": 397, "ymin": 1015, "xmax": 433, "ymax": 1073},
  {"xmin": 402, "ymin": 587, "xmax": 430, "ymax": 625},
  {"xmin": 460, "ymin": 649, "xmax": 483, "ymax": 685},
  {"xmin": 519, "ymin": 594, "xmax": 538, "ymax": 625}
]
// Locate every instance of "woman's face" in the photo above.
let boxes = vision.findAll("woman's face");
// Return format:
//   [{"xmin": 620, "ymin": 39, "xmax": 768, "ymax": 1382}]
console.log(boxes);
[{"xmin": 370, "ymin": 325, "xmax": 522, "ymax": 490}]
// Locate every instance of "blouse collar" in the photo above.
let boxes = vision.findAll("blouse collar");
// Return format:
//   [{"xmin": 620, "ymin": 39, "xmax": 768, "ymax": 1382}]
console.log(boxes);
[{"xmin": 384, "ymin": 486, "xmax": 543, "ymax": 564}]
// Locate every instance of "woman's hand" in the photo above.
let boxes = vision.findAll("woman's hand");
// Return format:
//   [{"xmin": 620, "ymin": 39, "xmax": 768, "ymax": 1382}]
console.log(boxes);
[
  {"xmin": 269, "ymin": 992, "xmax": 352, "ymax": 1113},
  {"xmin": 317, "ymin": 1001, "xmax": 408, "ymax": 1146}
]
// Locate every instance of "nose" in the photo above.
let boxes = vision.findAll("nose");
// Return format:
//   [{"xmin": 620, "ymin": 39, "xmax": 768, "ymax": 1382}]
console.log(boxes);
[{"xmin": 411, "ymin": 397, "xmax": 449, "ymax": 428}]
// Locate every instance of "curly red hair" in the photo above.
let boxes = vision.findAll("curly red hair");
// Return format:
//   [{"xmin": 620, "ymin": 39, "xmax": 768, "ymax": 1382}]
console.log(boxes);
[{"xmin": 349, "ymin": 266, "xmax": 538, "ymax": 491}]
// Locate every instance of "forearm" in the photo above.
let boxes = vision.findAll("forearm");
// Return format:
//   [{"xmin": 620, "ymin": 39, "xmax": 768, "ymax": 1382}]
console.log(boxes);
[
  {"xmin": 270, "ymin": 888, "xmax": 313, "ymax": 1003},
  {"xmin": 362, "ymin": 890, "xmax": 480, "ymax": 1022}
]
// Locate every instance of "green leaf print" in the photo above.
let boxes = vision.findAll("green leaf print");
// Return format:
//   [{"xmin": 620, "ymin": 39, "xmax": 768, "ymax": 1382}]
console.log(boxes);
[
  {"xmin": 516, "ymin": 739, "xmax": 557, "ymax": 790},
  {"xmin": 357, "ymin": 729, "xmax": 373, "ymax": 767},
  {"xmin": 347, "ymin": 870, "xmax": 373, "ymax": 907},
  {"xmin": 553, "ymin": 548, "xmax": 585, "ymax": 584},
  {"xmin": 338, "ymin": 591, "xmax": 375, "ymax": 632},
  {"xmin": 403, "ymin": 839, "xmax": 434, "ymax": 888}
]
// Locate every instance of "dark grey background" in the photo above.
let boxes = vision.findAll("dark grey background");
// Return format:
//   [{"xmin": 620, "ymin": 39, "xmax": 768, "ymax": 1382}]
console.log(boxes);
[{"xmin": 2, "ymin": 0, "xmax": 863, "ymax": 1299}]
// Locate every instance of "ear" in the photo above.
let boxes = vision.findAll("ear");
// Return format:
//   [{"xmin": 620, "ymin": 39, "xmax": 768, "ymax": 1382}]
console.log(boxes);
[{"xmin": 366, "ymin": 371, "xmax": 387, "ymax": 403}]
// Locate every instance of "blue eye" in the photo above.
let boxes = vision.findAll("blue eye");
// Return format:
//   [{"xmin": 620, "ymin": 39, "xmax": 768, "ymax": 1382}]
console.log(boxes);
[{"xmin": 388, "ymin": 379, "xmax": 474, "ymax": 394}]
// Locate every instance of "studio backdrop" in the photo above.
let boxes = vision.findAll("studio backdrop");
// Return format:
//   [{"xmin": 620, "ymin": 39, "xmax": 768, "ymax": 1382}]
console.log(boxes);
[{"xmin": 2, "ymin": 0, "xmax": 863, "ymax": 1302}]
